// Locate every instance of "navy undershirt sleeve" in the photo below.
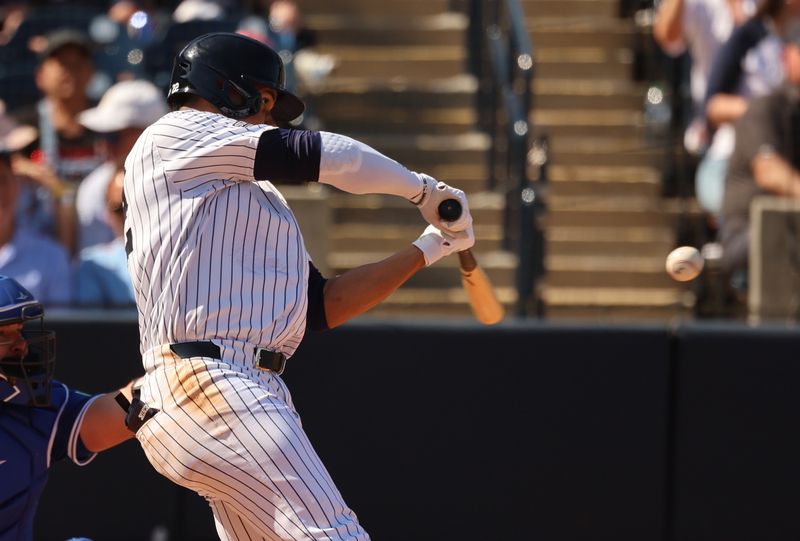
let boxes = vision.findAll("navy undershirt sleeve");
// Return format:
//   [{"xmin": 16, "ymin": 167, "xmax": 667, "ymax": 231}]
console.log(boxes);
[
  {"xmin": 254, "ymin": 128, "xmax": 322, "ymax": 183},
  {"xmin": 704, "ymin": 18, "xmax": 768, "ymax": 103},
  {"xmin": 306, "ymin": 261, "xmax": 329, "ymax": 331}
]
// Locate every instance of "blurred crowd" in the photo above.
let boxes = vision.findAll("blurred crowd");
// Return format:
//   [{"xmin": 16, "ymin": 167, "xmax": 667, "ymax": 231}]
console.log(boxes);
[
  {"xmin": 652, "ymin": 0, "xmax": 800, "ymax": 314},
  {"xmin": 0, "ymin": 0, "xmax": 334, "ymax": 309}
]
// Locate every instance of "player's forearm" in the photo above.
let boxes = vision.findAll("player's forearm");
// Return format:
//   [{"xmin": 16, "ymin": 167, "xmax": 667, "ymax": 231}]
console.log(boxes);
[
  {"xmin": 323, "ymin": 245, "xmax": 425, "ymax": 327},
  {"xmin": 706, "ymin": 94, "xmax": 748, "ymax": 127},
  {"xmin": 79, "ymin": 389, "xmax": 135, "ymax": 452},
  {"xmin": 317, "ymin": 132, "xmax": 424, "ymax": 201},
  {"xmin": 653, "ymin": 0, "xmax": 685, "ymax": 53}
]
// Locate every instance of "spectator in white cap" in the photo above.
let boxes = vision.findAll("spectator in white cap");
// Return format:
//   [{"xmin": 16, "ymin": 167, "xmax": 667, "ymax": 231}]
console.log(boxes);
[{"xmin": 74, "ymin": 79, "xmax": 167, "ymax": 253}]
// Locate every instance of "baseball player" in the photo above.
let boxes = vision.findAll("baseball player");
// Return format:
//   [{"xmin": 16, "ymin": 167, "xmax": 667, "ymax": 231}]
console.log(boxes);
[
  {"xmin": 0, "ymin": 275, "xmax": 140, "ymax": 541},
  {"xmin": 124, "ymin": 32, "xmax": 474, "ymax": 541}
]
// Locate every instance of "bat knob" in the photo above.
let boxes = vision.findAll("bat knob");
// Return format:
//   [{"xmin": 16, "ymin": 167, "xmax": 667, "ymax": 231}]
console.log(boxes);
[{"xmin": 437, "ymin": 199, "xmax": 462, "ymax": 221}]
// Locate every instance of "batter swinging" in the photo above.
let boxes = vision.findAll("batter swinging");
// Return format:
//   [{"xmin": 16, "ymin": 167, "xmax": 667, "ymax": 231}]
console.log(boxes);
[{"xmin": 124, "ymin": 32, "xmax": 474, "ymax": 540}]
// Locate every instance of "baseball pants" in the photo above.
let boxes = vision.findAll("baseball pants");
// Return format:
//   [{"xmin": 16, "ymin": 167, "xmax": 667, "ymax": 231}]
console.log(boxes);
[{"xmin": 136, "ymin": 346, "xmax": 369, "ymax": 541}]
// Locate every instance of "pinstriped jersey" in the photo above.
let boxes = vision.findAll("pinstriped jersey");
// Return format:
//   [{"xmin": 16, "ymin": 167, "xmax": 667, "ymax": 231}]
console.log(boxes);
[{"xmin": 123, "ymin": 109, "xmax": 310, "ymax": 358}]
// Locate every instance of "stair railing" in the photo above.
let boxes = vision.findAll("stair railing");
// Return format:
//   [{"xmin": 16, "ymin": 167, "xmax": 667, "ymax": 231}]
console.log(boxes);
[{"xmin": 467, "ymin": 0, "xmax": 545, "ymax": 317}]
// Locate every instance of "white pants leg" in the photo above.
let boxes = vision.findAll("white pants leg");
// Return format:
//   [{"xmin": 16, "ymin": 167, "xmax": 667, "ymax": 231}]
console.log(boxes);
[{"xmin": 136, "ymin": 350, "xmax": 369, "ymax": 541}]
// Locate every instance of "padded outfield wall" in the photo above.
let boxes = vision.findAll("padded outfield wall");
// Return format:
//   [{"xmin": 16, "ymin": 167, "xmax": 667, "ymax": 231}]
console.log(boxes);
[{"xmin": 34, "ymin": 316, "xmax": 800, "ymax": 541}]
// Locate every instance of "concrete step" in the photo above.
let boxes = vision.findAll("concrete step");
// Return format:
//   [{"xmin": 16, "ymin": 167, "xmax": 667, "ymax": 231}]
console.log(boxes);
[
  {"xmin": 548, "ymin": 164, "xmax": 660, "ymax": 184},
  {"xmin": 529, "ymin": 18, "xmax": 634, "ymax": 48},
  {"xmin": 421, "ymin": 162, "xmax": 491, "ymax": 193},
  {"xmin": 547, "ymin": 234, "xmax": 674, "ymax": 257},
  {"xmin": 331, "ymin": 223, "xmax": 504, "ymax": 252},
  {"xmin": 544, "ymin": 207, "xmax": 674, "ymax": 228},
  {"xmin": 545, "ymin": 269, "xmax": 678, "ymax": 288},
  {"xmin": 319, "ymin": 107, "xmax": 476, "ymax": 135},
  {"xmin": 546, "ymin": 176, "xmax": 660, "ymax": 198},
  {"xmin": 347, "ymin": 132, "xmax": 490, "ymax": 171},
  {"xmin": 312, "ymin": 76, "xmax": 477, "ymax": 108},
  {"xmin": 542, "ymin": 285, "xmax": 690, "ymax": 309},
  {"xmin": 298, "ymin": 0, "xmax": 452, "ymax": 16},
  {"xmin": 546, "ymin": 136, "xmax": 662, "ymax": 167},
  {"xmin": 305, "ymin": 13, "xmax": 467, "ymax": 46},
  {"xmin": 535, "ymin": 47, "xmax": 633, "ymax": 80},
  {"xmin": 317, "ymin": 45, "xmax": 466, "ymax": 79},
  {"xmin": 547, "ymin": 194, "xmax": 664, "ymax": 212},
  {"xmin": 547, "ymin": 224, "xmax": 674, "ymax": 244},
  {"xmin": 328, "ymin": 250, "xmax": 516, "ymax": 288},
  {"xmin": 521, "ymin": 0, "xmax": 620, "ymax": 18},
  {"xmin": 545, "ymin": 253, "xmax": 677, "ymax": 288},
  {"xmin": 547, "ymin": 253, "xmax": 670, "ymax": 273},
  {"xmin": 542, "ymin": 284, "xmax": 694, "ymax": 322},
  {"xmin": 533, "ymin": 109, "xmax": 645, "ymax": 138},
  {"xmin": 534, "ymin": 78, "xmax": 645, "ymax": 109}
]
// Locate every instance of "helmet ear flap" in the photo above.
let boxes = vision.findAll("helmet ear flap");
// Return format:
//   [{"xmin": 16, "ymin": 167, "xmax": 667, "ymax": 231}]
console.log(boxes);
[
  {"xmin": 168, "ymin": 57, "xmax": 262, "ymax": 118},
  {"xmin": 220, "ymin": 78, "xmax": 262, "ymax": 117}
]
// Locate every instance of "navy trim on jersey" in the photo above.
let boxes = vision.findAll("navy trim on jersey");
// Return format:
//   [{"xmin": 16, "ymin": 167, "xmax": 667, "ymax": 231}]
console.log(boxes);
[
  {"xmin": 254, "ymin": 129, "xmax": 321, "ymax": 183},
  {"xmin": 306, "ymin": 262, "xmax": 328, "ymax": 331}
]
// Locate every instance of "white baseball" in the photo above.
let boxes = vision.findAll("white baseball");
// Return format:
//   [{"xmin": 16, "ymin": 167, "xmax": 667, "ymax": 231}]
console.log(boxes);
[{"xmin": 665, "ymin": 246, "xmax": 704, "ymax": 282}]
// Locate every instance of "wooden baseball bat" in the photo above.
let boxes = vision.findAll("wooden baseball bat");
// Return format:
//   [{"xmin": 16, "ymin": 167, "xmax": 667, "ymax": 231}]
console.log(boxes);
[{"xmin": 438, "ymin": 199, "xmax": 505, "ymax": 325}]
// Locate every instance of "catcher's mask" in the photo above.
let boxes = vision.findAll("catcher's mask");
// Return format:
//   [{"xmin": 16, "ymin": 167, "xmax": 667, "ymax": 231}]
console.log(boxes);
[
  {"xmin": 0, "ymin": 276, "xmax": 56, "ymax": 407},
  {"xmin": 167, "ymin": 32, "xmax": 305, "ymax": 122}
]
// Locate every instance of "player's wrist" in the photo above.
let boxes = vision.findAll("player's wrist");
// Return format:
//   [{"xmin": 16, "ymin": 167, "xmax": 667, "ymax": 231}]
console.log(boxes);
[
  {"xmin": 411, "ymin": 234, "xmax": 441, "ymax": 266},
  {"xmin": 409, "ymin": 173, "xmax": 432, "ymax": 206}
]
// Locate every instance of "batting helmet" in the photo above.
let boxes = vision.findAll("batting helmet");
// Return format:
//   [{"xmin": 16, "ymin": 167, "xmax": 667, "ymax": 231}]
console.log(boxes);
[
  {"xmin": 0, "ymin": 276, "xmax": 56, "ymax": 407},
  {"xmin": 167, "ymin": 32, "xmax": 305, "ymax": 122}
]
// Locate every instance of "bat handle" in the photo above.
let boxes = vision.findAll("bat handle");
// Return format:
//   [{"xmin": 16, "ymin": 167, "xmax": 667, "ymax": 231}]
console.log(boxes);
[{"xmin": 437, "ymin": 199, "xmax": 462, "ymax": 222}]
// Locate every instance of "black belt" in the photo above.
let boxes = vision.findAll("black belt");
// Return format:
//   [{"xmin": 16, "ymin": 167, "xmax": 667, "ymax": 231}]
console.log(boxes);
[{"xmin": 169, "ymin": 341, "xmax": 286, "ymax": 375}]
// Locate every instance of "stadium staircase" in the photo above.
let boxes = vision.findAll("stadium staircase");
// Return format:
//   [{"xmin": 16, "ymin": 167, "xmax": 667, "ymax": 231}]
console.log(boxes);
[{"xmin": 296, "ymin": 0, "xmax": 692, "ymax": 320}]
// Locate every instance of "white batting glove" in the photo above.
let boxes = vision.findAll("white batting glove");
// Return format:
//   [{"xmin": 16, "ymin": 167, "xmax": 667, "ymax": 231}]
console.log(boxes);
[
  {"xmin": 412, "ymin": 224, "xmax": 475, "ymax": 266},
  {"xmin": 409, "ymin": 174, "xmax": 473, "ymax": 234}
]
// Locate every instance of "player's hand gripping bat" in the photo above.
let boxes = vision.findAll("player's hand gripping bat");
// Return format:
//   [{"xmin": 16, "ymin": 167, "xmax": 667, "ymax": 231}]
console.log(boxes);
[{"xmin": 438, "ymin": 200, "xmax": 505, "ymax": 325}]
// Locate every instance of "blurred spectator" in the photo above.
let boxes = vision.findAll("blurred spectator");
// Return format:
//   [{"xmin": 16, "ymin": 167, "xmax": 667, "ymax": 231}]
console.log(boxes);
[
  {"xmin": 89, "ymin": 1, "xmax": 164, "ymax": 83},
  {"xmin": 718, "ymin": 24, "xmax": 800, "ymax": 288},
  {"xmin": 653, "ymin": 0, "xmax": 757, "ymax": 156},
  {"xmin": 0, "ymin": 2, "xmax": 29, "ymax": 46},
  {"xmin": 11, "ymin": 29, "xmax": 105, "ymax": 254},
  {"xmin": 699, "ymin": 0, "xmax": 800, "ymax": 220},
  {"xmin": 239, "ymin": 1, "xmax": 327, "ymax": 110},
  {"xmin": 72, "ymin": 167, "xmax": 134, "ymax": 307},
  {"xmin": 0, "ymin": 120, "xmax": 70, "ymax": 306},
  {"xmin": 74, "ymin": 79, "xmax": 167, "ymax": 252},
  {"xmin": 172, "ymin": 0, "xmax": 231, "ymax": 23}
]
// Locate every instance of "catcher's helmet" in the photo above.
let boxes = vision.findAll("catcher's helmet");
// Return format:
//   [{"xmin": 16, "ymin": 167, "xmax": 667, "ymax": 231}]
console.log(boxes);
[
  {"xmin": 167, "ymin": 32, "xmax": 305, "ymax": 122},
  {"xmin": 0, "ymin": 276, "xmax": 56, "ymax": 407}
]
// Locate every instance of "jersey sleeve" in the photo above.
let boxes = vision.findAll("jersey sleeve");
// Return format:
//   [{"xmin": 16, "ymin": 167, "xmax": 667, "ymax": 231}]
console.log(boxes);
[
  {"xmin": 704, "ymin": 18, "xmax": 767, "ymax": 102},
  {"xmin": 152, "ymin": 112, "xmax": 271, "ymax": 187},
  {"xmin": 50, "ymin": 385, "xmax": 100, "ymax": 467}
]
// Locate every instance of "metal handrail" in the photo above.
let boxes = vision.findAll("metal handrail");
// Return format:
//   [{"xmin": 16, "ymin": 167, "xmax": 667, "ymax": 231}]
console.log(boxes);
[{"xmin": 468, "ymin": 0, "xmax": 545, "ymax": 317}]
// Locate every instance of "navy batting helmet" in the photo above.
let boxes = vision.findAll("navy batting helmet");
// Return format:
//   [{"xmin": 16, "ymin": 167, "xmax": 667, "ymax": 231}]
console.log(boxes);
[
  {"xmin": 0, "ymin": 276, "xmax": 56, "ymax": 407},
  {"xmin": 167, "ymin": 32, "xmax": 305, "ymax": 122}
]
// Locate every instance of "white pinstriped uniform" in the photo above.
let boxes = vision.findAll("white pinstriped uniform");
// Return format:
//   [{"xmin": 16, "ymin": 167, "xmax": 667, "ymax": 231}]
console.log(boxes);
[{"xmin": 124, "ymin": 109, "xmax": 369, "ymax": 540}]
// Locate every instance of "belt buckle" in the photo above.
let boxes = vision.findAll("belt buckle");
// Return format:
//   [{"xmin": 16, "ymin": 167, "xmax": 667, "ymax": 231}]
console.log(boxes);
[{"xmin": 255, "ymin": 347, "xmax": 286, "ymax": 376}]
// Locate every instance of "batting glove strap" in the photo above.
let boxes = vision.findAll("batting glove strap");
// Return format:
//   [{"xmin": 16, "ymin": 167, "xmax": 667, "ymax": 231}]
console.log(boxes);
[
  {"xmin": 125, "ymin": 397, "xmax": 159, "ymax": 433},
  {"xmin": 412, "ymin": 224, "xmax": 475, "ymax": 266},
  {"xmin": 413, "ymin": 175, "xmax": 473, "ymax": 234}
]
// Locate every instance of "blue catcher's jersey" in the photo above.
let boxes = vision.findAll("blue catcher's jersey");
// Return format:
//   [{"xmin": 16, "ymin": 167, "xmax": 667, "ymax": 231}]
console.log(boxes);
[{"xmin": 0, "ymin": 382, "xmax": 98, "ymax": 541}]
